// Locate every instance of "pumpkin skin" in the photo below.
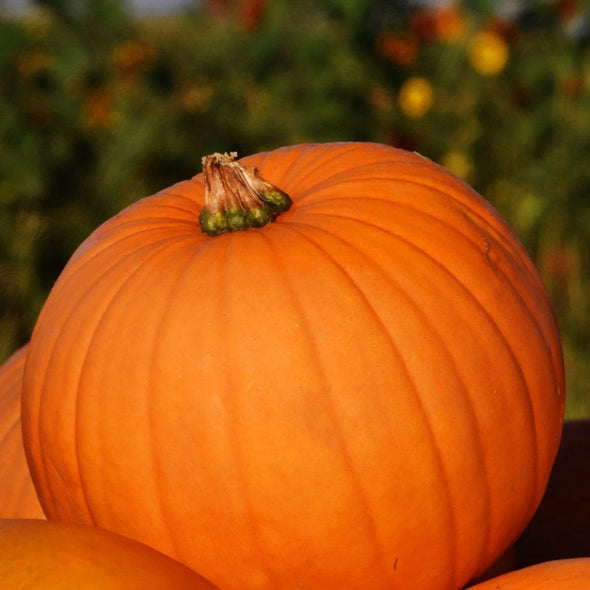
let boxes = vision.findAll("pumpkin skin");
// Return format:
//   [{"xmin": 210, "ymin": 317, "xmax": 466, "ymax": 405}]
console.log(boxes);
[
  {"xmin": 464, "ymin": 558, "xmax": 590, "ymax": 589},
  {"xmin": 0, "ymin": 345, "xmax": 44, "ymax": 519},
  {"xmin": 0, "ymin": 518, "xmax": 217, "ymax": 588},
  {"xmin": 22, "ymin": 142, "xmax": 565, "ymax": 590}
]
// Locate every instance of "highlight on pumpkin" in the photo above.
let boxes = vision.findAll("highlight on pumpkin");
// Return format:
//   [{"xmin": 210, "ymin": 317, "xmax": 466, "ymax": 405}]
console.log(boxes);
[{"xmin": 199, "ymin": 152, "xmax": 292, "ymax": 236}]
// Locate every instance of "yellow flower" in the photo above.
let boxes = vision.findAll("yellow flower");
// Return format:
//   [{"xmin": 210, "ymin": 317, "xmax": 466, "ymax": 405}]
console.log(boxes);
[
  {"xmin": 398, "ymin": 77, "xmax": 434, "ymax": 118},
  {"xmin": 468, "ymin": 31, "xmax": 509, "ymax": 76}
]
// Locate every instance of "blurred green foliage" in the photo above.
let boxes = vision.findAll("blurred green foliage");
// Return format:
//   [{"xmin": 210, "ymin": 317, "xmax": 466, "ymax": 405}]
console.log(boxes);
[{"xmin": 1, "ymin": 0, "xmax": 589, "ymax": 417}]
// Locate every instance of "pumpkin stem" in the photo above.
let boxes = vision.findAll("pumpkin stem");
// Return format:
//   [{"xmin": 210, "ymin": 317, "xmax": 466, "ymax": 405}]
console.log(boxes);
[{"xmin": 199, "ymin": 152, "xmax": 292, "ymax": 236}]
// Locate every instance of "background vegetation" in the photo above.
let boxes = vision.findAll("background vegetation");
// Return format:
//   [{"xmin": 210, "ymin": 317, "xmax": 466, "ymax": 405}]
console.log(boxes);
[{"xmin": 1, "ymin": 0, "xmax": 589, "ymax": 417}]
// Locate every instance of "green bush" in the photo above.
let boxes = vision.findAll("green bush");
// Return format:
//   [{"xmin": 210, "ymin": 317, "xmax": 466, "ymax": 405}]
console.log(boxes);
[{"xmin": 1, "ymin": 0, "xmax": 589, "ymax": 416}]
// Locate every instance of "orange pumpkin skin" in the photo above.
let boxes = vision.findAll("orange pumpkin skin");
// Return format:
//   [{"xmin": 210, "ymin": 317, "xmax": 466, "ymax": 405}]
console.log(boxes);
[
  {"xmin": 464, "ymin": 558, "xmax": 590, "ymax": 589},
  {"xmin": 0, "ymin": 518, "xmax": 217, "ymax": 588},
  {"xmin": 0, "ymin": 345, "xmax": 44, "ymax": 519},
  {"xmin": 22, "ymin": 143, "xmax": 565, "ymax": 589}
]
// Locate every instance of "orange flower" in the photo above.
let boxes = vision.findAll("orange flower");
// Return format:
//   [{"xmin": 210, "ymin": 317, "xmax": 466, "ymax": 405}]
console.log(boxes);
[
  {"xmin": 410, "ymin": 2, "xmax": 466, "ymax": 43},
  {"xmin": 468, "ymin": 31, "xmax": 509, "ymax": 76},
  {"xmin": 83, "ymin": 89, "xmax": 113, "ymax": 129},
  {"xmin": 205, "ymin": 0, "xmax": 267, "ymax": 28},
  {"xmin": 112, "ymin": 40, "xmax": 153, "ymax": 77},
  {"xmin": 557, "ymin": 0, "xmax": 580, "ymax": 21},
  {"xmin": 398, "ymin": 77, "xmax": 434, "ymax": 118},
  {"xmin": 238, "ymin": 0, "xmax": 267, "ymax": 30},
  {"xmin": 375, "ymin": 33, "xmax": 419, "ymax": 66},
  {"xmin": 562, "ymin": 75, "xmax": 585, "ymax": 98}
]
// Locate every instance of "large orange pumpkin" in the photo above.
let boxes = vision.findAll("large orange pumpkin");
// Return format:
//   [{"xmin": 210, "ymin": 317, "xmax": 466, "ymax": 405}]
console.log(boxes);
[
  {"xmin": 464, "ymin": 558, "xmax": 590, "ymax": 589},
  {"xmin": 0, "ymin": 518, "xmax": 217, "ymax": 588},
  {"xmin": 22, "ymin": 143, "xmax": 565, "ymax": 589},
  {"xmin": 0, "ymin": 345, "xmax": 44, "ymax": 519}
]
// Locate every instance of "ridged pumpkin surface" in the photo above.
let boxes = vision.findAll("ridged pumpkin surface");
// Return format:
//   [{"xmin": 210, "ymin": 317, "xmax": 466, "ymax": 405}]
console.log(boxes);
[
  {"xmin": 465, "ymin": 558, "xmax": 590, "ymax": 589},
  {"xmin": 0, "ymin": 345, "xmax": 44, "ymax": 519},
  {"xmin": 22, "ymin": 142, "xmax": 565, "ymax": 590},
  {"xmin": 0, "ymin": 518, "xmax": 217, "ymax": 588}
]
